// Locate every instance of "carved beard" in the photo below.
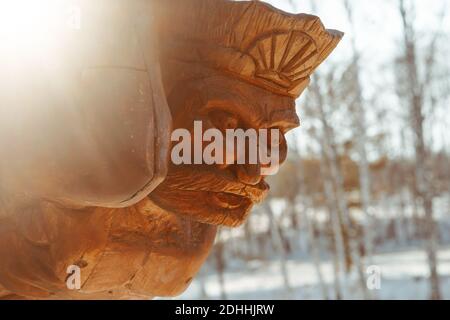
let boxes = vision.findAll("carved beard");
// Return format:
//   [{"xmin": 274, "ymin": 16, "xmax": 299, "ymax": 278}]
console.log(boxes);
[{"xmin": 148, "ymin": 163, "xmax": 269, "ymax": 227}]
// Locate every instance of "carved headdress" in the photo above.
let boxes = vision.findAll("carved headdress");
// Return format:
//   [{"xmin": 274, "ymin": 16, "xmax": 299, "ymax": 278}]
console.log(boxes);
[{"xmin": 158, "ymin": 0, "xmax": 343, "ymax": 98}]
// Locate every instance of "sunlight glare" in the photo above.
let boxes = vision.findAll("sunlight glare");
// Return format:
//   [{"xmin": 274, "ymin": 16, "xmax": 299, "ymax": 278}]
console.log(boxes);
[{"xmin": 0, "ymin": 0, "xmax": 65, "ymax": 65}]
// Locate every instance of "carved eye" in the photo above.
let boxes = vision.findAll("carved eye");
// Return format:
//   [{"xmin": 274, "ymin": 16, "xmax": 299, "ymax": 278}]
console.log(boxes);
[{"xmin": 208, "ymin": 110, "xmax": 239, "ymax": 131}]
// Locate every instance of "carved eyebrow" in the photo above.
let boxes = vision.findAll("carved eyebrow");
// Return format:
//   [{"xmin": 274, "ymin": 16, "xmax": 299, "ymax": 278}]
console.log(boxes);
[
  {"xmin": 202, "ymin": 98, "xmax": 299, "ymax": 131},
  {"xmin": 201, "ymin": 102, "xmax": 240, "ymax": 119}
]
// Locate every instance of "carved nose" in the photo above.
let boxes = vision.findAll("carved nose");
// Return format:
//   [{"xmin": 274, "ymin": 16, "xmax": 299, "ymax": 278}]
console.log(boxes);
[{"xmin": 236, "ymin": 163, "xmax": 262, "ymax": 185}]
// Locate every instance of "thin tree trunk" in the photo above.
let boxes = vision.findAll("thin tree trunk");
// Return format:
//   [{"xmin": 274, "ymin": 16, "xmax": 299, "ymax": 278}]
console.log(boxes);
[
  {"xmin": 312, "ymin": 78, "xmax": 371, "ymax": 299},
  {"xmin": 295, "ymin": 146, "xmax": 330, "ymax": 300},
  {"xmin": 399, "ymin": 0, "xmax": 441, "ymax": 299},
  {"xmin": 214, "ymin": 230, "xmax": 227, "ymax": 300},
  {"xmin": 197, "ymin": 267, "xmax": 209, "ymax": 299},
  {"xmin": 264, "ymin": 202, "xmax": 292, "ymax": 296},
  {"xmin": 318, "ymin": 151, "xmax": 346, "ymax": 299},
  {"xmin": 344, "ymin": 0, "xmax": 375, "ymax": 265},
  {"xmin": 304, "ymin": 205, "xmax": 329, "ymax": 299},
  {"xmin": 244, "ymin": 218, "xmax": 255, "ymax": 258}
]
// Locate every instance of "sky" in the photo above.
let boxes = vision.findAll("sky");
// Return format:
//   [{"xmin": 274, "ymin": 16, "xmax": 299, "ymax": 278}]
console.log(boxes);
[{"xmin": 264, "ymin": 0, "xmax": 450, "ymax": 157}]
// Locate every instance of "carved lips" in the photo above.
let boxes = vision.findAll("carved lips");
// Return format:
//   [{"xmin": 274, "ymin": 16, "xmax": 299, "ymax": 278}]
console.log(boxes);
[
  {"xmin": 207, "ymin": 180, "xmax": 269, "ymax": 206},
  {"xmin": 148, "ymin": 164, "xmax": 269, "ymax": 227}
]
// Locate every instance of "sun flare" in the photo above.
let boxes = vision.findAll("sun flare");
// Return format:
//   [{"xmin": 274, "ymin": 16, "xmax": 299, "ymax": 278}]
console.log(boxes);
[{"xmin": 0, "ymin": 0, "xmax": 74, "ymax": 65}]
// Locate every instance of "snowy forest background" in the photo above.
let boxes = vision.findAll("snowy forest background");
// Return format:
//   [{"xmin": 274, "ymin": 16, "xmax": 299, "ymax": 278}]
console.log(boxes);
[{"xmin": 175, "ymin": 0, "xmax": 450, "ymax": 300}]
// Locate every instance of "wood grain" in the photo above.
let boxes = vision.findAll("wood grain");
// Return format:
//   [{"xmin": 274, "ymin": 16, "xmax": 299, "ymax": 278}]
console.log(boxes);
[{"xmin": 0, "ymin": 0, "xmax": 341, "ymax": 299}]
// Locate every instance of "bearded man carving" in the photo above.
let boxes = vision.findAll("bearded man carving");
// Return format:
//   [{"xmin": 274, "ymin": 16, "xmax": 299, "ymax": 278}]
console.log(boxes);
[{"xmin": 0, "ymin": 0, "xmax": 342, "ymax": 299}]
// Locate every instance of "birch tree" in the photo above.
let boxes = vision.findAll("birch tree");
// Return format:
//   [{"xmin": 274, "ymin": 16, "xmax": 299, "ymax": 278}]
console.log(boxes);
[
  {"xmin": 263, "ymin": 202, "xmax": 292, "ymax": 296},
  {"xmin": 309, "ymin": 74, "xmax": 371, "ymax": 299},
  {"xmin": 397, "ymin": 0, "xmax": 444, "ymax": 300},
  {"xmin": 343, "ymin": 0, "xmax": 375, "ymax": 264}
]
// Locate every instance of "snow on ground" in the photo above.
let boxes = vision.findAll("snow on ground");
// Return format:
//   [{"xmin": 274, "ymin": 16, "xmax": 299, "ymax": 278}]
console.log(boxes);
[{"xmin": 176, "ymin": 246, "xmax": 450, "ymax": 300}]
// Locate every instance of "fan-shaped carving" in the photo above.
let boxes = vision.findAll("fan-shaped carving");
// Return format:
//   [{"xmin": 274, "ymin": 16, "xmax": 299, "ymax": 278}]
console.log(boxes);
[
  {"xmin": 247, "ymin": 31, "xmax": 319, "ymax": 89},
  {"xmin": 159, "ymin": 0, "xmax": 343, "ymax": 97}
]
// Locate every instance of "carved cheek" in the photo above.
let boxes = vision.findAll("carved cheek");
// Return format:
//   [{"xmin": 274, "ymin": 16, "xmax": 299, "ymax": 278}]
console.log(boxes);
[
  {"xmin": 278, "ymin": 135, "xmax": 288, "ymax": 164},
  {"xmin": 259, "ymin": 130, "xmax": 288, "ymax": 176},
  {"xmin": 207, "ymin": 109, "xmax": 240, "ymax": 164}
]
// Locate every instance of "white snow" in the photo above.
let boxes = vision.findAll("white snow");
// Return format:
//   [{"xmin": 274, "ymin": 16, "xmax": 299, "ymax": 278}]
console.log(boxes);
[{"xmin": 176, "ymin": 246, "xmax": 450, "ymax": 300}]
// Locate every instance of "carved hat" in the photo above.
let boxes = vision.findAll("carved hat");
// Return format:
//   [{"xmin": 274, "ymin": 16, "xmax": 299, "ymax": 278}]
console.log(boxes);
[{"xmin": 157, "ymin": 0, "xmax": 343, "ymax": 98}]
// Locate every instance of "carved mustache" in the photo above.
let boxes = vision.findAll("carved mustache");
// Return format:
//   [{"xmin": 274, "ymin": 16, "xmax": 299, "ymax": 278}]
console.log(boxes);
[{"xmin": 159, "ymin": 164, "xmax": 269, "ymax": 203}]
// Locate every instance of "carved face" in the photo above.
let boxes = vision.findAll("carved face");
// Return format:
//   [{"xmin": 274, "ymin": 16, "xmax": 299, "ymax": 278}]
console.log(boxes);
[{"xmin": 149, "ymin": 72, "xmax": 299, "ymax": 227}]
